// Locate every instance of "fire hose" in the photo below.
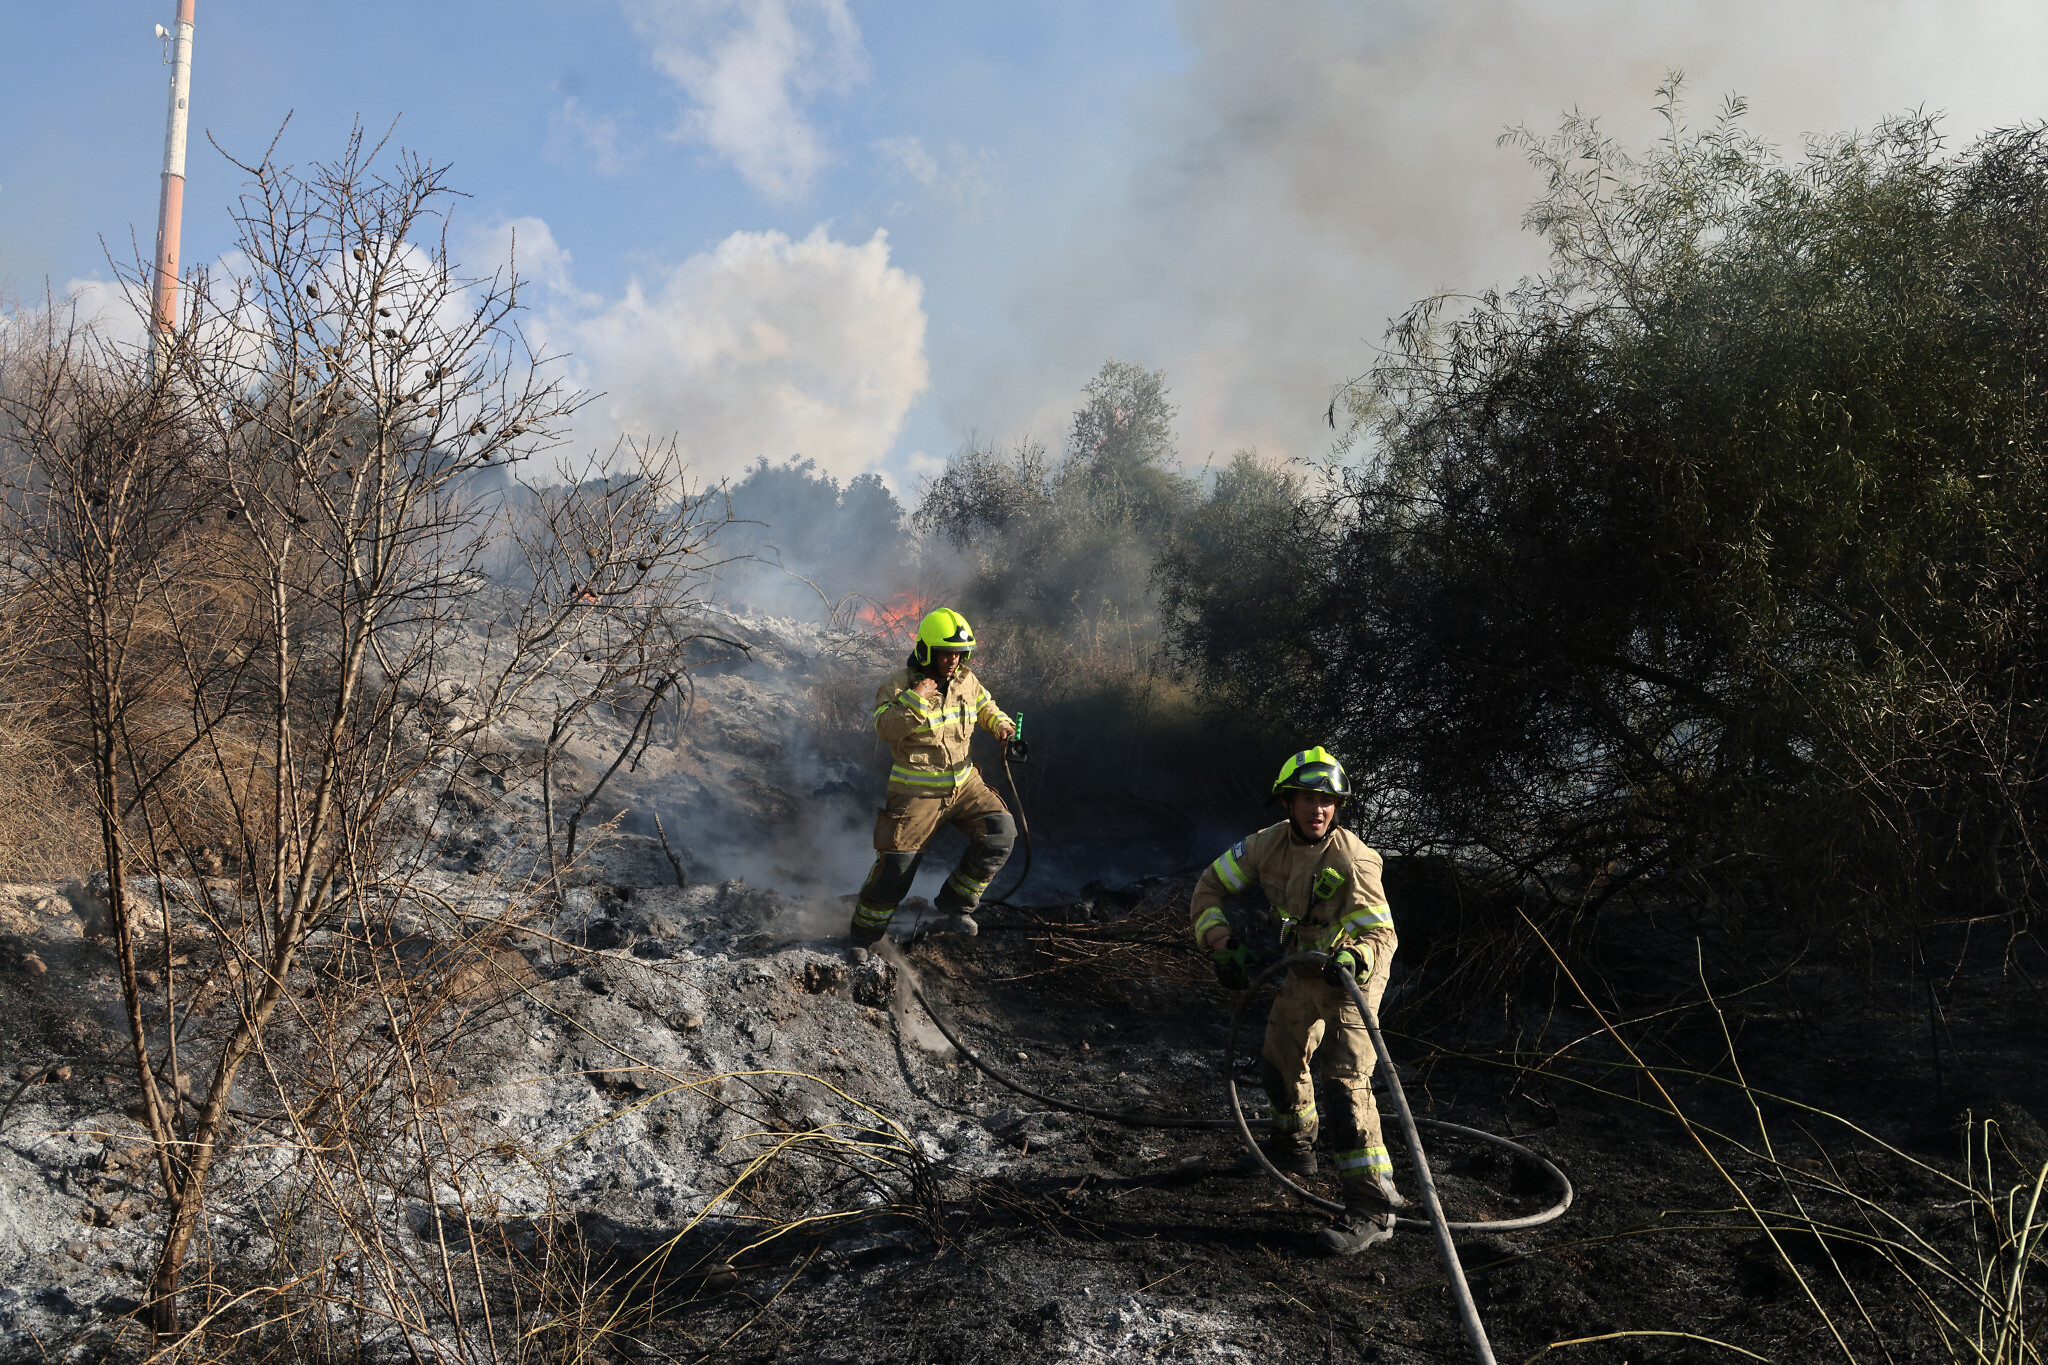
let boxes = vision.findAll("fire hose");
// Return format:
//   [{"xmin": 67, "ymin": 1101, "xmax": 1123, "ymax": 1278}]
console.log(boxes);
[
  {"xmin": 902, "ymin": 723, "xmax": 1562, "ymax": 1361},
  {"xmin": 985, "ymin": 723, "xmax": 1033, "ymax": 907},
  {"xmin": 1228, "ymin": 953, "xmax": 1519, "ymax": 1365},
  {"xmin": 909, "ymin": 952, "xmax": 1571, "ymax": 1365},
  {"xmin": 902, "ymin": 726, "xmax": 1034, "ymax": 944}
]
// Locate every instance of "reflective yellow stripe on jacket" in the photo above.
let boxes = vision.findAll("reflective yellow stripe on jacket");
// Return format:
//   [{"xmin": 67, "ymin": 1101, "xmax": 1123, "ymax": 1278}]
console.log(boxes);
[
  {"xmin": 873, "ymin": 693, "xmax": 981, "ymax": 736},
  {"xmin": 1211, "ymin": 841, "xmax": 1252, "ymax": 894},
  {"xmin": 1186, "ymin": 822, "xmax": 1397, "ymax": 966},
  {"xmin": 889, "ymin": 761, "xmax": 976, "ymax": 791},
  {"xmin": 874, "ymin": 689, "xmax": 929, "ymax": 723},
  {"xmin": 873, "ymin": 664, "xmax": 1010, "ymax": 797}
]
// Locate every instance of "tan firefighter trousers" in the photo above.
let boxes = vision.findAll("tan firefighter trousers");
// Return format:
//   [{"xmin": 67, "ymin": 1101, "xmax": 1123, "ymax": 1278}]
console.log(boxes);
[
  {"xmin": 850, "ymin": 768, "xmax": 1016, "ymax": 935},
  {"xmin": 1260, "ymin": 954, "xmax": 1395, "ymax": 1198}
]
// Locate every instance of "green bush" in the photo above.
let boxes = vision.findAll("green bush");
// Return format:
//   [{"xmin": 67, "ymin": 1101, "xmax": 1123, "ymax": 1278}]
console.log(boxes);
[
  {"xmin": 916, "ymin": 360, "xmax": 1196, "ymax": 635},
  {"xmin": 912, "ymin": 362, "xmax": 1288, "ymax": 861},
  {"xmin": 1164, "ymin": 91, "xmax": 2048, "ymax": 923}
]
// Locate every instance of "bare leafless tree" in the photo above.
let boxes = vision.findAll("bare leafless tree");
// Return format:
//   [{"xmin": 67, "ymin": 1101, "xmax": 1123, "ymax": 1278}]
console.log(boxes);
[
  {"xmin": 1, "ymin": 127, "xmax": 732, "ymax": 1343},
  {"xmin": 0, "ymin": 302, "xmax": 221, "ymax": 1273},
  {"xmin": 483, "ymin": 454, "xmax": 737, "ymax": 871}
]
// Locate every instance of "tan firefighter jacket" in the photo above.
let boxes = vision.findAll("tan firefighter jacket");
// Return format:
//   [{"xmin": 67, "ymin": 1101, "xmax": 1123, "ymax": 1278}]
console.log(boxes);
[
  {"xmin": 1189, "ymin": 822, "xmax": 1396, "ymax": 973},
  {"xmin": 872, "ymin": 665, "xmax": 1012, "ymax": 796}
]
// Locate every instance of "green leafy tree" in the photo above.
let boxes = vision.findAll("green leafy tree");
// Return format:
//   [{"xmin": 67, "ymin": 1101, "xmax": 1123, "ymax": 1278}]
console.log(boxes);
[
  {"xmin": 1158, "ymin": 450, "xmax": 1313, "ymax": 679},
  {"xmin": 912, "ymin": 362, "xmax": 1286, "ymax": 852},
  {"xmin": 721, "ymin": 456, "xmax": 912, "ymax": 614},
  {"xmin": 916, "ymin": 359, "xmax": 1196, "ymax": 635},
  {"xmin": 1166, "ymin": 90, "xmax": 2048, "ymax": 921}
]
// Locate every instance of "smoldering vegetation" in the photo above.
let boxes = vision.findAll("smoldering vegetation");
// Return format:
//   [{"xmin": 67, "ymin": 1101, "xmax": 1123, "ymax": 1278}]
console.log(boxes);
[
  {"xmin": 713, "ymin": 360, "xmax": 1297, "ymax": 889},
  {"xmin": 1156, "ymin": 95, "xmax": 2048, "ymax": 1363},
  {"xmin": 0, "ymin": 130, "xmax": 830, "ymax": 1360},
  {"xmin": 3, "ymin": 90, "xmax": 2048, "ymax": 1365},
  {"xmin": 701, "ymin": 90, "xmax": 2048, "ymax": 1365},
  {"xmin": 714, "ymin": 458, "xmax": 917, "ymax": 622}
]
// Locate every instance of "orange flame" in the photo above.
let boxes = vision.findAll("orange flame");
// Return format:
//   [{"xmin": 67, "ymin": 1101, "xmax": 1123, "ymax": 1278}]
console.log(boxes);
[{"xmin": 854, "ymin": 590, "xmax": 931, "ymax": 636}]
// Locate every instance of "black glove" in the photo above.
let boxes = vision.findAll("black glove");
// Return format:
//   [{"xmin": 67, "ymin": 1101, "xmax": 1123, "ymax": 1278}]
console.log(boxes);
[
  {"xmin": 1210, "ymin": 938, "xmax": 1256, "ymax": 992},
  {"xmin": 1322, "ymin": 946, "xmax": 1369, "ymax": 989}
]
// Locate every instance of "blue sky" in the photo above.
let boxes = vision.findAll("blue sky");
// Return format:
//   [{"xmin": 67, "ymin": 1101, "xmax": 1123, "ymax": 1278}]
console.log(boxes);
[{"xmin": 6, "ymin": 1, "xmax": 2048, "ymax": 493}]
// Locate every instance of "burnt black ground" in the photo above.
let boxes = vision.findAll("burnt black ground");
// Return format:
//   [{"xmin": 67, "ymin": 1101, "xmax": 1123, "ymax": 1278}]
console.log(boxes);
[
  {"xmin": 617, "ymin": 879, "xmax": 2048, "ymax": 1365},
  {"xmin": 5, "ymin": 872, "xmax": 2046, "ymax": 1363}
]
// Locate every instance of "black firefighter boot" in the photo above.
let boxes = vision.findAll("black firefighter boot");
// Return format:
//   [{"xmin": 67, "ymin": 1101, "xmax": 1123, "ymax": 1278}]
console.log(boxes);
[
  {"xmin": 1317, "ymin": 1166, "xmax": 1397, "ymax": 1255},
  {"xmin": 929, "ymin": 885, "xmax": 981, "ymax": 937},
  {"xmin": 1316, "ymin": 1198, "xmax": 1395, "ymax": 1255}
]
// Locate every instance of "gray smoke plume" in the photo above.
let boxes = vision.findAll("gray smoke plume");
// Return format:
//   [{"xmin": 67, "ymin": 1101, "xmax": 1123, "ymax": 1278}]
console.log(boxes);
[
  {"xmin": 713, "ymin": 455, "xmax": 928, "ymax": 620},
  {"xmin": 959, "ymin": 0, "xmax": 2048, "ymax": 470}
]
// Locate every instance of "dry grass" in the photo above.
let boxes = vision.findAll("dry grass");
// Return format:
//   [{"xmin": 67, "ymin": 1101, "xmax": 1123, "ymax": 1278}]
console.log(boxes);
[
  {"xmin": 0, "ymin": 723, "xmax": 97, "ymax": 880},
  {"xmin": 1445, "ymin": 916, "xmax": 2048, "ymax": 1365}
]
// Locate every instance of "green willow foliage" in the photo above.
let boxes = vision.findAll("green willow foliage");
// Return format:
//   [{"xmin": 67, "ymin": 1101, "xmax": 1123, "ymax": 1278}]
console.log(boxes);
[
  {"xmin": 916, "ymin": 359, "xmax": 1197, "ymax": 634},
  {"xmin": 1167, "ymin": 95, "xmax": 2048, "ymax": 921},
  {"xmin": 913, "ymin": 363, "xmax": 1291, "ymax": 842}
]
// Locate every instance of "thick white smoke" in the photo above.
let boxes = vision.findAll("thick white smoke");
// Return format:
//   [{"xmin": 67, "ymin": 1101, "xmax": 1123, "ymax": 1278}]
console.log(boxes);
[
  {"xmin": 464, "ymin": 217, "xmax": 930, "ymax": 485},
  {"xmin": 565, "ymin": 226, "xmax": 928, "ymax": 483},
  {"xmin": 968, "ymin": 0, "xmax": 2048, "ymax": 469}
]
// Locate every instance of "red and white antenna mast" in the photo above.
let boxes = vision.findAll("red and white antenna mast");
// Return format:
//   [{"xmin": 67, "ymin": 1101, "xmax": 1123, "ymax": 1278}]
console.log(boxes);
[{"xmin": 149, "ymin": 0, "xmax": 196, "ymax": 367}]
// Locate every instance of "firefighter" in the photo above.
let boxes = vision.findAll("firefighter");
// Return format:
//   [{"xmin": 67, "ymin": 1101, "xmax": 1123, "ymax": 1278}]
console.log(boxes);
[
  {"xmin": 1190, "ymin": 747, "xmax": 1402, "ymax": 1255},
  {"xmin": 848, "ymin": 608, "xmax": 1018, "ymax": 944}
]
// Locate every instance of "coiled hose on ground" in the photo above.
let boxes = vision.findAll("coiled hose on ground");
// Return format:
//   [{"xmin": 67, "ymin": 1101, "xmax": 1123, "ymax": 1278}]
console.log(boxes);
[
  {"xmin": 910, "ymin": 951, "xmax": 1572, "ymax": 1365},
  {"xmin": 913, "ymin": 743, "xmax": 1562, "ymax": 1362}
]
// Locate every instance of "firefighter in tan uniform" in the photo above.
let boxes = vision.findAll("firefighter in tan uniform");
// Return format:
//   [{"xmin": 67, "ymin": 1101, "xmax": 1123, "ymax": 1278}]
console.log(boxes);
[
  {"xmin": 848, "ymin": 608, "xmax": 1018, "ymax": 944},
  {"xmin": 1190, "ymin": 747, "xmax": 1402, "ymax": 1254}
]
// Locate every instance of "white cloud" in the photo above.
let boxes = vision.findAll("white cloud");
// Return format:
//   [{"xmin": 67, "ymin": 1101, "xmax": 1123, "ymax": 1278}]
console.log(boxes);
[
  {"xmin": 895, "ymin": 446, "xmax": 947, "ymax": 495},
  {"xmin": 463, "ymin": 216, "xmax": 591, "ymax": 304},
  {"xmin": 874, "ymin": 134, "xmax": 939, "ymax": 188},
  {"xmin": 543, "ymin": 225, "xmax": 928, "ymax": 482},
  {"xmin": 623, "ymin": 0, "xmax": 867, "ymax": 203}
]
